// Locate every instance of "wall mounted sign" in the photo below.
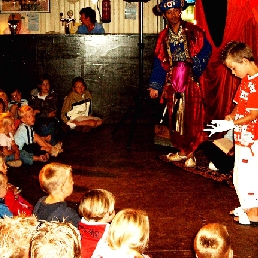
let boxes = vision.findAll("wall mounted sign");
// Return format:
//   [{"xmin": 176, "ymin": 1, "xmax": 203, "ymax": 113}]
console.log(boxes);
[{"xmin": 0, "ymin": 0, "xmax": 50, "ymax": 13}]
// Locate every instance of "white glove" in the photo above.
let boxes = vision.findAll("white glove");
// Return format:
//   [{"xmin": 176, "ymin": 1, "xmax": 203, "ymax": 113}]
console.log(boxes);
[{"xmin": 203, "ymin": 120, "xmax": 235, "ymax": 137}]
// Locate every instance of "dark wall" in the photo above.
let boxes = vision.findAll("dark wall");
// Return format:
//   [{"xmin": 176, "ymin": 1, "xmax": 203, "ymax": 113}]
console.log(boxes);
[{"xmin": 0, "ymin": 34, "xmax": 157, "ymax": 123}]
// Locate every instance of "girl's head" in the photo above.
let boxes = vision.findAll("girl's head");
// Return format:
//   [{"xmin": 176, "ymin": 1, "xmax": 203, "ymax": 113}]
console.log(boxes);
[
  {"xmin": 0, "ymin": 90, "xmax": 8, "ymax": 111},
  {"xmin": 0, "ymin": 171, "xmax": 8, "ymax": 198},
  {"xmin": 0, "ymin": 113, "xmax": 15, "ymax": 135},
  {"xmin": 72, "ymin": 77, "xmax": 86, "ymax": 95},
  {"xmin": 39, "ymin": 162, "xmax": 74, "ymax": 198},
  {"xmin": 79, "ymin": 189, "xmax": 115, "ymax": 222},
  {"xmin": 38, "ymin": 75, "xmax": 51, "ymax": 96},
  {"xmin": 0, "ymin": 98, "xmax": 6, "ymax": 113},
  {"xmin": 107, "ymin": 208, "xmax": 149, "ymax": 255}
]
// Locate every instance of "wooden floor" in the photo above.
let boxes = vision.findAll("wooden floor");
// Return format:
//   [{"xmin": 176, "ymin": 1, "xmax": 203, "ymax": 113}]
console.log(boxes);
[{"xmin": 8, "ymin": 124, "xmax": 258, "ymax": 258}]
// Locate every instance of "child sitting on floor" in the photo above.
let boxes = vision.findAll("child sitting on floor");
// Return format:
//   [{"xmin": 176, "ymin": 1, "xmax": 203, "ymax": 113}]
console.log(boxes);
[
  {"xmin": 78, "ymin": 189, "xmax": 116, "ymax": 258},
  {"xmin": 0, "ymin": 215, "xmax": 39, "ymax": 257},
  {"xmin": 14, "ymin": 106, "xmax": 63, "ymax": 165},
  {"xmin": 0, "ymin": 172, "xmax": 13, "ymax": 218},
  {"xmin": 194, "ymin": 223, "xmax": 233, "ymax": 258},
  {"xmin": 0, "ymin": 113, "xmax": 22, "ymax": 167},
  {"xmin": 61, "ymin": 76, "xmax": 102, "ymax": 132},
  {"xmin": 92, "ymin": 208, "xmax": 151, "ymax": 258},
  {"xmin": 8, "ymin": 88, "xmax": 28, "ymax": 130},
  {"xmin": 33, "ymin": 162, "xmax": 80, "ymax": 228},
  {"xmin": 30, "ymin": 220, "xmax": 81, "ymax": 258},
  {"xmin": 0, "ymin": 153, "xmax": 33, "ymax": 216}
]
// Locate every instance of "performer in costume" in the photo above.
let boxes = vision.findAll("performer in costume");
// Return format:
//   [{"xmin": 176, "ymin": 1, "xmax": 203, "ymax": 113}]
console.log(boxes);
[{"xmin": 149, "ymin": 0, "xmax": 212, "ymax": 164}]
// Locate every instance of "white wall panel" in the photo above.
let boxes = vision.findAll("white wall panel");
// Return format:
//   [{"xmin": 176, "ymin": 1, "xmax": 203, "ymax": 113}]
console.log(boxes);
[{"xmin": 0, "ymin": 0, "xmax": 193, "ymax": 34}]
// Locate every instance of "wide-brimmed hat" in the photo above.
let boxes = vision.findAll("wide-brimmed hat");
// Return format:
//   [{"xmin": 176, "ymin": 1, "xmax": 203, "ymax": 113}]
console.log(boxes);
[{"xmin": 154, "ymin": 0, "xmax": 188, "ymax": 15}]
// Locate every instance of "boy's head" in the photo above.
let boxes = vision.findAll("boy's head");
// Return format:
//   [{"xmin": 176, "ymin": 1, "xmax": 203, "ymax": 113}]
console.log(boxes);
[
  {"xmin": 39, "ymin": 162, "xmax": 73, "ymax": 198},
  {"xmin": 79, "ymin": 189, "xmax": 115, "ymax": 222},
  {"xmin": 107, "ymin": 208, "xmax": 149, "ymax": 254},
  {"xmin": 0, "ymin": 215, "xmax": 39, "ymax": 258},
  {"xmin": 79, "ymin": 7, "xmax": 97, "ymax": 25},
  {"xmin": 10, "ymin": 89, "xmax": 22, "ymax": 103},
  {"xmin": 18, "ymin": 105, "xmax": 35, "ymax": 126},
  {"xmin": 30, "ymin": 221, "xmax": 81, "ymax": 258},
  {"xmin": 0, "ymin": 172, "xmax": 8, "ymax": 198},
  {"xmin": 72, "ymin": 77, "xmax": 86, "ymax": 95},
  {"xmin": 0, "ymin": 112, "xmax": 15, "ymax": 135},
  {"xmin": 220, "ymin": 41, "xmax": 255, "ymax": 79},
  {"xmin": 194, "ymin": 223, "xmax": 233, "ymax": 258}
]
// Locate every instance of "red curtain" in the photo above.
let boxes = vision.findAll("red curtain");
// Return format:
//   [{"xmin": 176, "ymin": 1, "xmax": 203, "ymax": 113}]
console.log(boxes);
[{"xmin": 195, "ymin": 0, "xmax": 258, "ymax": 122}]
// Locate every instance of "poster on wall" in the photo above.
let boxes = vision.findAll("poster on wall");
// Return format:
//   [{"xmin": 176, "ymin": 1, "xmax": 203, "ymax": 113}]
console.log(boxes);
[{"xmin": 0, "ymin": 0, "xmax": 50, "ymax": 13}]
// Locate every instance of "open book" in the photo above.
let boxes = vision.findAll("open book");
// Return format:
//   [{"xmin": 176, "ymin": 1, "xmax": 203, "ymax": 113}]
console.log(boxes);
[{"xmin": 213, "ymin": 138, "xmax": 233, "ymax": 154}]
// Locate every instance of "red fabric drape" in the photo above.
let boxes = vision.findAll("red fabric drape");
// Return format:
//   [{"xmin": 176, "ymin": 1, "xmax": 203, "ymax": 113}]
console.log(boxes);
[{"xmin": 195, "ymin": 0, "xmax": 258, "ymax": 123}]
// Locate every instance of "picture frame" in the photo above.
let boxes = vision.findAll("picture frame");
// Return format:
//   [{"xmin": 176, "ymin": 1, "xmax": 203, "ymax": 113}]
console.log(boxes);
[{"xmin": 0, "ymin": 0, "xmax": 50, "ymax": 13}]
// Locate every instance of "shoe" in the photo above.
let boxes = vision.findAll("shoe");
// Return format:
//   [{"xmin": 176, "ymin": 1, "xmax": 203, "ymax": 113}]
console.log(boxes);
[
  {"xmin": 234, "ymin": 213, "xmax": 251, "ymax": 225},
  {"xmin": 6, "ymin": 160, "xmax": 22, "ymax": 167},
  {"xmin": 185, "ymin": 157, "xmax": 196, "ymax": 168},
  {"xmin": 51, "ymin": 142, "xmax": 63, "ymax": 157},
  {"xmin": 166, "ymin": 152, "xmax": 187, "ymax": 162},
  {"xmin": 209, "ymin": 162, "xmax": 218, "ymax": 171},
  {"xmin": 229, "ymin": 207, "xmax": 244, "ymax": 217}
]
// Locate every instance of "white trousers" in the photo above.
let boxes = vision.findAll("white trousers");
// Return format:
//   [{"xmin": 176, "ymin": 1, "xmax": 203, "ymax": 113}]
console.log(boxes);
[{"xmin": 234, "ymin": 141, "xmax": 258, "ymax": 209}]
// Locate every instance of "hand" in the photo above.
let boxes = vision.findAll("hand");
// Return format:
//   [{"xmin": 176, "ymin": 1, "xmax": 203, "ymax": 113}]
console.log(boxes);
[
  {"xmin": 225, "ymin": 114, "xmax": 234, "ymax": 121},
  {"xmin": 48, "ymin": 110, "xmax": 57, "ymax": 118},
  {"xmin": 148, "ymin": 88, "xmax": 158, "ymax": 99}
]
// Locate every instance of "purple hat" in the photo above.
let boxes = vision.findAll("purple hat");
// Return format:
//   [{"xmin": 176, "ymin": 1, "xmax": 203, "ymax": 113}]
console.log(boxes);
[{"xmin": 155, "ymin": 0, "xmax": 188, "ymax": 15}]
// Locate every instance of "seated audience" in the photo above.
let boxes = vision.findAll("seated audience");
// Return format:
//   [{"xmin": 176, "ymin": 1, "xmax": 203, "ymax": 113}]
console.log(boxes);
[
  {"xmin": 77, "ymin": 7, "xmax": 105, "ymax": 34},
  {"xmin": 0, "ymin": 215, "xmax": 39, "ymax": 257},
  {"xmin": 0, "ymin": 113, "xmax": 22, "ymax": 167},
  {"xmin": 8, "ymin": 88, "xmax": 28, "ymax": 130},
  {"xmin": 3, "ymin": 13, "xmax": 30, "ymax": 35},
  {"xmin": 61, "ymin": 76, "xmax": 102, "ymax": 132},
  {"xmin": 194, "ymin": 223, "xmax": 233, "ymax": 258},
  {"xmin": 33, "ymin": 162, "xmax": 80, "ymax": 228},
  {"xmin": 30, "ymin": 220, "xmax": 81, "ymax": 258},
  {"xmin": 92, "ymin": 208, "xmax": 151, "ymax": 258},
  {"xmin": 29, "ymin": 74, "xmax": 60, "ymax": 145},
  {"xmin": 78, "ymin": 189, "xmax": 116, "ymax": 258},
  {"xmin": 14, "ymin": 106, "xmax": 63, "ymax": 165}
]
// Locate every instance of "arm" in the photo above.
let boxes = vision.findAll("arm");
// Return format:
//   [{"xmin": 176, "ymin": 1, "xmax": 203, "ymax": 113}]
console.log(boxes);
[
  {"xmin": 61, "ymin": 96, "xmax": 72, "ymax": 123},
  {"xmin": 233, "ymin": 110, "xmax": 258, "ymax": 125},
  {"xmin": 225, "ymin": 104, "xmax": 238, "ymax": 121}
]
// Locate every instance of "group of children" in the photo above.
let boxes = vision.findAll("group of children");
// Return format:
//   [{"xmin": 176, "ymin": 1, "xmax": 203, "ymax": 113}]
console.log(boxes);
[
  {"xmin": 0, "ymin": 157, "xmax": 233, "ymax": 258},
  {"xmin": 0, "ymin": 75, "xmax": 103, "ymax": 168}
]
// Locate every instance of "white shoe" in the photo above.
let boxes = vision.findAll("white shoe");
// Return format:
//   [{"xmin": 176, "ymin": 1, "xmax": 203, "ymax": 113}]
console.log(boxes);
[
  {"xmin": 167, "ymin": 152, "xmax": 187, "ymax": 162},
  {"xmin": 209, "ymin": 162, "xmax": 218, "ymax": 171},
  {"xmin": 185, "ymin": 157, "xmax": 196, "ymax": 168}
]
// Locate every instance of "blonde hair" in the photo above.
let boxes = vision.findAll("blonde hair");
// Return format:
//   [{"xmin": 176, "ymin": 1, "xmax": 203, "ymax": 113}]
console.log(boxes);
[
  {"xmin": 39, "ymin": 162, "xmax": 72, "ymax": 194},
  {"xmin": 78, "ymin": 189, "xmax": 115, "ymax": 222},
  {"xmin": 18, "ymin": 105, "xmax": 33, "ymax": 119},
  {"xmin": 0, "ymin": 112, "xmax": 14, "ymax": 134},
  {"xmin": 194, "ymin": 223, "xmax": 232, "ymax": 258},
  {"xmin": 0, "ymin": 215, "xmax": 39, "ymax": 258},
  {"xmin": 107, "ymin": 208, "xmax": 149, "ymax": 254},
  {"xmin": 30, "ymin": 221, "xmax": 81, "ymax": 258}
]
